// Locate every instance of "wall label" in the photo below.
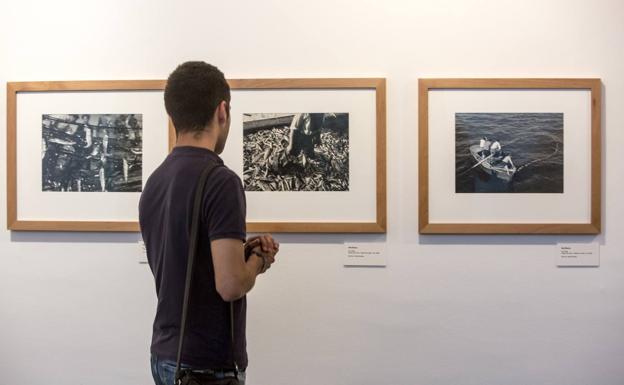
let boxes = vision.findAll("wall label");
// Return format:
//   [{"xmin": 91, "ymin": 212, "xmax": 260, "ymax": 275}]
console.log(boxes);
[
  {"xmin": 344, "ymin": 243, "xmax": 387, "ymax": 267},
  {"xmin": 556, "ymin": 243, "xmax": 599, "ymax": 267}
]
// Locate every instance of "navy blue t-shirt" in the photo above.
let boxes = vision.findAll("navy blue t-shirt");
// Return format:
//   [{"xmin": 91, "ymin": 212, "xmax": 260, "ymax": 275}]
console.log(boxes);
[{"xmin": 139, "ymin": 146, "xmax": 248, "ymax": 369}]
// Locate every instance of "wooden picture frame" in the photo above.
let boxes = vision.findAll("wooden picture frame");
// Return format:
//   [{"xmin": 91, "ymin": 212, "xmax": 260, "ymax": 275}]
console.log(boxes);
[
  {"xmin": 8, "ymin": 78, "xmax": 386, "ymax": 233},
  {"xmin": 167, "ymin": 78, "xmax": 387, "ymax": 233},
  {"xmin": 418, "ymin": 78, "xmax": 601, "ymax": 234},
  {"xmin": 7, "ymin": 80, "xmax": 168, "ymax": 232}
]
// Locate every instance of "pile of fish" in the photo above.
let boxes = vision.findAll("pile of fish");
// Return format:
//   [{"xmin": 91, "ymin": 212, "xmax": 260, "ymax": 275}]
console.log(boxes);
[{"xmin": 243, "ymin": 127, "xmax": 349, "ymax": 191}]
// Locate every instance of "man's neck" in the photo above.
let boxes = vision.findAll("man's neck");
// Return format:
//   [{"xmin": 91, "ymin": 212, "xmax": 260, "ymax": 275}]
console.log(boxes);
[{"xmin": 174, "ymin": 128, "xmax": 217, "ymax": 152}]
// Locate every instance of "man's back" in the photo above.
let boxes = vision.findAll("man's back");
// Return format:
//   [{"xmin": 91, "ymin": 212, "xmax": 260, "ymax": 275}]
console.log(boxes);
[{"xmin": 139, "ymin": 146, "xmax": 248, "ymax": 369}]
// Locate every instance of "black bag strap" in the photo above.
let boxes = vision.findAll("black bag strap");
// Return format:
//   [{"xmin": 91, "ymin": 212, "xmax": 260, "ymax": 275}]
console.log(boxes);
[{"xmin": 175, "ymin": 161, "xmax": 237, "ymax": 382}]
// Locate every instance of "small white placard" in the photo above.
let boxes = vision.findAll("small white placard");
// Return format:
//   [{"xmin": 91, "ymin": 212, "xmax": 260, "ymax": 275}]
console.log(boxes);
[
  {"xmin": 556, "ymin": 243, "xmax": 599, "ymax": 267},
  {"xmin": 344, "ymin": 243, "xmax": 387, "ymax": 267}
]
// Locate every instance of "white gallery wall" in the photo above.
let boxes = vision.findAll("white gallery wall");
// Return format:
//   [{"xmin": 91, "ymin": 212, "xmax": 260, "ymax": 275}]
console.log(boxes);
[{"xmin": 1, "ymin": 1, "xmax": 623, "ymax": 384}]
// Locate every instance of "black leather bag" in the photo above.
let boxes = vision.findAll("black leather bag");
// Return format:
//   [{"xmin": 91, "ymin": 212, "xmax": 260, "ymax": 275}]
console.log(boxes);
[
  {"xmin": 175, "ymin": 162, "xmax": 241, "ymax": 385},
  {"xmin": 177, "ymin": 370, "xmax": 239, "ymax": 385}
]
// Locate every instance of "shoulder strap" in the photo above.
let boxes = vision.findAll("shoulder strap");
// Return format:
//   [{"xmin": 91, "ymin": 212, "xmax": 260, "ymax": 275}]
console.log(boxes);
[{"xmin": 175, "ymin": 161, "xmax": 221, "ymax": 381}]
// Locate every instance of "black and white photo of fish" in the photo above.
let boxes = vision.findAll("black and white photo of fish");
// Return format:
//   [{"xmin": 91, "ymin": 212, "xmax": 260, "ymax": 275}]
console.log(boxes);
[
  {"xmin": 42, "ymin": 114, "xmax": 142, "ymax": 192},
  {"xmin": 243, "ymin": 113, "xmax": 349, "ymax": 191}
]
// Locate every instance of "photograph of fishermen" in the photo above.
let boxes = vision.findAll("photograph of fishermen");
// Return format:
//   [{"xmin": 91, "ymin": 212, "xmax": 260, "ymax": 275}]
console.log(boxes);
[
  {"xmin": 42, "ymin": 114, "xmax": 143, "ymax": 192},
  {"xmin": 455, "ymin": 112, "xmax": 563, "ymax": 193},
  {"xmin": 243, "ymin": 112, "xmax": 349, "ymax": 192}
]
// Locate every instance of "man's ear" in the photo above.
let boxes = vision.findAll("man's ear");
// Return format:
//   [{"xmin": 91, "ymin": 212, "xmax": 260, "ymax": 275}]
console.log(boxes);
[{"xmin": 217, "ymin": 101, "xmax": 228, "ymax": 124}]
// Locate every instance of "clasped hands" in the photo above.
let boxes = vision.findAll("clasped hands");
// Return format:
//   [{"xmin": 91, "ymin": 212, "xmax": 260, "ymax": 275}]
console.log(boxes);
[{"xmin": 244, "ymin": 234, "xmax": 279, "ymax": 274}]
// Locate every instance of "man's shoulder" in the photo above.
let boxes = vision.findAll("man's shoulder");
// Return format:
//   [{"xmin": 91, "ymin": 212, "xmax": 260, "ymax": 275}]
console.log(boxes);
[
  {"xmin": 207, "ymin": 165, "xmax": 244, "ymax": 193},
  {"xmin": 212, "ymin": 165, "xmax": 241, "ymax": 182}
]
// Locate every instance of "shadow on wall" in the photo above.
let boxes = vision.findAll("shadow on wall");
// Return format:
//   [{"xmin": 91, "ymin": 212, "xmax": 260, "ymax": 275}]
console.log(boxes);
[
  {"xmin": 8, "ymin": 231, "xmax": 603, "ymax": 247},
  {"xmin": 10, "ymin": 231, "xmax": 142, "ymax": 244},
  {"xmin": 9, "ymin": 231, "xmax": 387, "ymax": 245},
  {"xmin": 268, "ymin": 233, "xmax": 387, "ymax": 245},
  {"xmin": 418, "ymin": 234, "xmax": 603, "ymax": 246}
]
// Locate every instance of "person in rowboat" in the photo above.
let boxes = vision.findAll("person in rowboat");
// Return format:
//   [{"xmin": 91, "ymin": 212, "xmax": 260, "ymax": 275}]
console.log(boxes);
[
  {"xmin": 501, "ymin": 152, "xmax": 515, "ymax": 175},
  {"xmin": 478, "ymin": 136, "xmax": 491, "ymax": 158},
  {"xmin": 490, "ymin": 139, "xmax": 502, "ymax": 157}
]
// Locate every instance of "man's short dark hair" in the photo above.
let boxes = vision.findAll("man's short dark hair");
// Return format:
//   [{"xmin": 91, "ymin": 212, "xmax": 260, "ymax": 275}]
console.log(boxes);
[{"xmin": 164, "ymin": 61, "xmax": 230, "ymax": 135}]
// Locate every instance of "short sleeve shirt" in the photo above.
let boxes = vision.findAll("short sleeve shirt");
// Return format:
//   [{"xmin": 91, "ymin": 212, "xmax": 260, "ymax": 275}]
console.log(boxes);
[{"xmin": 139, "ymin": 146, "xmax": 248, "ymax": 369}]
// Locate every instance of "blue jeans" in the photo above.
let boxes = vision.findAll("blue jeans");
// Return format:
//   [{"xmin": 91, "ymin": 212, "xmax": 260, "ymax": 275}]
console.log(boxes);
[{"xmin": 150, "ymin": 355, "xmax": 246, "ymax": 385}]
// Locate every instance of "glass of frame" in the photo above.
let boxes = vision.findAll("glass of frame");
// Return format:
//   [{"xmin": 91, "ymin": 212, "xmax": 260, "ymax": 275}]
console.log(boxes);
[
  {"xmin": 418, "ymin": 78, "xmax": 601, "ymax": 234},
  {"xmin": 7, "ymin": 78, "xmax": 387, "ymax": 233},
  {"xmin": 7, "ymin": 80, "xmax": 170, "ymax": 231}
]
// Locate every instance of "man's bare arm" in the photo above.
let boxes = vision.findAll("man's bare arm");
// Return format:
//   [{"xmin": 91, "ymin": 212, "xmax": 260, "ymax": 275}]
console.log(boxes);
[
  {"xmin": 211, "ymin": 235, "xmax": 278, "ymax": 302},
  {"xmin": 211, "ymin": 239, "xmax": 264, "ymax": 302}
]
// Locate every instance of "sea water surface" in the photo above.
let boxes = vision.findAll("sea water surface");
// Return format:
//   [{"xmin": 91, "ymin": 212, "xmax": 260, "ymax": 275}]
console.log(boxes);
[{"xmin": 455, "ymin": 113, "xmax": 564, "ymax": 193}]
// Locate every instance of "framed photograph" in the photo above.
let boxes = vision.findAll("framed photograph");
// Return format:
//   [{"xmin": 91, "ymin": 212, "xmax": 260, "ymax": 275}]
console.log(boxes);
[
  {"xmin": 179, "ymin": 78, "xmax": 387, "ymax": 233},
  {"xmin": 8, "ymin": 78, "xmax": 386, "ymax": 233},
  {"xmin": 419, "ymin": 78, "xmax": 601, "ymax": 234},
  {"xmin": 7, "ymin": 80, "xmax": 170, "ymax": 231}
]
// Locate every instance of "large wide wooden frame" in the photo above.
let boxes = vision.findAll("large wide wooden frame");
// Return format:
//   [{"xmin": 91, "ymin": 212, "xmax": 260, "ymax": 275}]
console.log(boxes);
[
  {"xmin": 175, "ymin": 78, "xmax": 387, "ymax": 233},
  {"xmin": 7, "ymin": 80, "xmax": 166, "ymax": 231},
  {"xmin": 419, "ymin": 78, "xmax": 601, "ymax": 234},
  {"xmin": 7, "ymin": 78, "xmax": 386, "ymax": 233}
]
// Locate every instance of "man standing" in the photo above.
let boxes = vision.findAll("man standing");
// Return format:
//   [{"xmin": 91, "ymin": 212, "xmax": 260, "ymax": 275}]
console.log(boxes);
[
  {"xmin": 286, "ymin": 113, "xmax": 324, "ymax": 167},
  {"xmin": 139, "ymin": 61, "xmax": 278, "ymax": 385}
]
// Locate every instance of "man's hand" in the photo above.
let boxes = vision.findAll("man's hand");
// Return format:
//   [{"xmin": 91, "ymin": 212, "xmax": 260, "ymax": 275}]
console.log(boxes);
[
  {"xmin": 246, "ymin": 234, "xmax": 279, "ymax": 273},
  {"xmin": 245, "ymin": 234, "xmax": 279, "ymax": 256},
  {"xmin": 212, "ymin": 235, "xmax": 279, "ymax": 301},
  {"xmin": 251, "ymin": 246, "xmax": 277, "ymax": 273}
]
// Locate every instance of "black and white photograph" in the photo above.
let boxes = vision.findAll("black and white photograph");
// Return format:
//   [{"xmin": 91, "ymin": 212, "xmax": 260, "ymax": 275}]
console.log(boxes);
[
  {"xmin": 42, "ymin": 113, "xmax": 143, "ymax": 192},
  {"xmin": 455, "ymin": 113, "xmax": 564, "ymax": 193},
  {"xmin": 243, "ymin": 113, "xmax": 349, "ymax": 191}
]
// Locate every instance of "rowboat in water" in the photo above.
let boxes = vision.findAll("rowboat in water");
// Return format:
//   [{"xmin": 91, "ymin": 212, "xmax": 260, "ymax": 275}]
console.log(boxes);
[{"xmin": 469, "ymin": 144, "xmax": 516, "ymax": 182}]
